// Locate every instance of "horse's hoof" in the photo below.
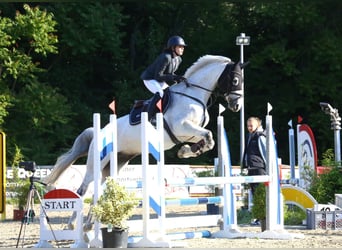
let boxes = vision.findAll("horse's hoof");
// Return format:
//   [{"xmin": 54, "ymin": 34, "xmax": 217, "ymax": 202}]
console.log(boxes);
[
  {"xmin": 177, "ymin": 144, "xmax": 190, "ymax": 158},
  {"xmin": 178, "ymin": 145, "xmax": 198, "ymax": 158}
]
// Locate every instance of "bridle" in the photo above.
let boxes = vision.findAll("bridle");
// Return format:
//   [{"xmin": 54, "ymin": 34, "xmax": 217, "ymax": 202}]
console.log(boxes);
[{"xmin": 172, "ymin": 62, "xmax": 243, "ymax": 106}]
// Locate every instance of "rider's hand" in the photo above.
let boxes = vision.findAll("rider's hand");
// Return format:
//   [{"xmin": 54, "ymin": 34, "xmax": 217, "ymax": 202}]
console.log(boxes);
[{"xmin": 174, "ymin": 75, "xmax": 187, "ymax": 83}]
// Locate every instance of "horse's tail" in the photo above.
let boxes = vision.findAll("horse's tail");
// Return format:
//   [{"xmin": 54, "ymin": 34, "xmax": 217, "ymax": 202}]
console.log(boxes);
[{"xmin": 43, "ymin": 127, "xmax": 94, "ymax": 186}]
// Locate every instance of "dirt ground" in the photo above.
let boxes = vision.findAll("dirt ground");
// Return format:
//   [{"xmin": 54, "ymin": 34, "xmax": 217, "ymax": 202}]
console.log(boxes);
[{"xmin": 1, "ymin": 204, "xmax": 342, "ymax": 248}]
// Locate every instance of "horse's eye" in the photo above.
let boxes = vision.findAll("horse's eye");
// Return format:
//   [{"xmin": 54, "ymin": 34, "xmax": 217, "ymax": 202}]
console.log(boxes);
[{"xmin": 233, "ymin": 77, "xmax": 239, "ymax": 86}]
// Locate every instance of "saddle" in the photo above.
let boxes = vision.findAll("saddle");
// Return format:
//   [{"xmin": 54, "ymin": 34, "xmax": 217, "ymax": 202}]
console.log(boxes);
[{"xmin": 129, "ymin": 89, "xmax": 171, "ymax": 125}]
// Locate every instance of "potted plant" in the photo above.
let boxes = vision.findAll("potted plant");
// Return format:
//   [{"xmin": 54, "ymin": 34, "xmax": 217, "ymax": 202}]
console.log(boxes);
[
  {"xmin": 92, "ymin": 176, "xmax": 138, "ymax": 248},
  {"xmin": 251, "ymin": 183, "xmax": 266, "ymax": 231}
]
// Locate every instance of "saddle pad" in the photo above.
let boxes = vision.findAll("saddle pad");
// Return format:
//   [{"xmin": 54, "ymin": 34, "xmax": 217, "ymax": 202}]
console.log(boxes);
[{"xmin": 129, "ymin": 89, "xmax": 171, "ymax": 125}]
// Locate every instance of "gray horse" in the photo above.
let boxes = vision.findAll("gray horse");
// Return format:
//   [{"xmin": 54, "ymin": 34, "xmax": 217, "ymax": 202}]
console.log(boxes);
[{"xmin": 43, "ymin": 55, "xmax": 247, "ymax": 227}]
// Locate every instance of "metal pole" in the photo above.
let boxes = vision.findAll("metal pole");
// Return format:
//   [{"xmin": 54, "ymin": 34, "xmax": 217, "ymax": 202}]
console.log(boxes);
[
  {"xmin": 334, "ymin": 129, "xmax": 341, "ymax": 163},
  {"xmin": 288, "ymin": 123, "xmax": 296, "ymax": 180},
  {"xmin": 239, "ymin": 33, "xmax": 245, "ymax": 164},
  {"xmin": 319, "ymin": 102, "xmax": 341, "ymax": 164}
]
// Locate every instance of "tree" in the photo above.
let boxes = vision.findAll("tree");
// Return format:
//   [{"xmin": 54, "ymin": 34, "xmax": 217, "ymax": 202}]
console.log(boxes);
[
  {"xmin": 227, "ymin": 1, "xmax": 342, "ymax": 163},
  {"xmin": 0, "ymin": 4, "xmax": 73, "ymax": 164},
  {"xmin": 1, "ymin": 2, "xmax": 342, "ymax": 167}
]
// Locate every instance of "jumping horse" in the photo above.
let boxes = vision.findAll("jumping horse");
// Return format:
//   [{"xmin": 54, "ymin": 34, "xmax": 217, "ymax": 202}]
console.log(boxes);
[{"xmin": 43, "ymin": 54, "xmax": 247, "ymax": 208}]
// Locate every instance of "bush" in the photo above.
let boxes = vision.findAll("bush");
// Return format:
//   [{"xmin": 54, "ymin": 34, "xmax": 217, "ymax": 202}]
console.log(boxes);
[
  {"xmin": 309, "ymin": 149, "xmax": 342, "ymax": 203},
  {"xmin": 251, "ymin": 184, "xmax": 266, "ymax": 220},
  {"xmin": 237, "ymin": 208, "xmax": 252, "ymax": 224},
  {"xmin": 284, "ymin": 204, "xmax": 306, "ymax": 225},
  {"xmin": 92, "ymin": 177, "xmax": 139, "ymax": 229}
]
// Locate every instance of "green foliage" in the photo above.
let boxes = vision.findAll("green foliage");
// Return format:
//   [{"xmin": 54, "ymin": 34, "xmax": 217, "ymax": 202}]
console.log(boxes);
[
  {"xmin": 309, "ymin": 149, "xmax": 342, "ymax": 203},
  {"xmin": 92, "ymin": 177, "xmax": 139, "ymax": 229},
  {"xmin": 251, "ymin": 184, "xmax": 306, "ymax": 225},
  {"xmin": 0, "ymin": 4, "xmax": 64, "ymax": 164},
  {"xmin": 0, "ymin": 2, "xmax": 341, "ymax": 167},
  {"xmin": 284, "ymin": 205, "xmax": 306, "ymax": 225},
  {"xmin": 195, "ymin": 168, "xmax": 215, "ymax": 177},
  {"xmin": 0, "ymin": 91, "xmax": 12, "ymax": 128},
  {"xmin": 5, "ymin": 81, "xmax": 74, "ymax": 163},
  {"xmin": 51, "ymin": 3, "xmax": 125, "ymax": 56},
  {"xmin": 251, "ymin": 184, "xmax": 266, "ymax": 220},
  {"xmin": 320, "ymin": 148, "xmax": 339, "ymax": 167},
  {"xmin": 0, "ymin": 4, "xmax": 57, "ymax": 83},
  {"xmin": 237, "ymin": 208, "xmax": 252, "ymax": 224},
  {"xmin": 14, "ymin": 178, "xmax": 46, "ymax": 209}
]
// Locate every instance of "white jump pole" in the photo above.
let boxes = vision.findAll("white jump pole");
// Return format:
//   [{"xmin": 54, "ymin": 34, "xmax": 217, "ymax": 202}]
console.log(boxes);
[
  {"xmin": 129, "ymin": 112, "xmax": 171, "ymax": 248},
  {"xmin": 141, "ymin": 112, "xmax": 150, "ymax": 241},
  {"xmin": 265, "ymin": 108, "xmax": 283, "ymax": 231},
  {"xmin": 156, "ymin": 112, "xmax": 166, "ymax": 239},
  {"xmin": 214, "ymin": 114, "xmax": 239, "ymax": 236},
  {"xmin": 90, "ymin": 113, "xmax": 102, "ymax": 248},
  {"xmin": 88, "ymin": 113, "xmax": 118, "ymax": 247},
  {"xmin": 110, "ymin": 114, "xmax": 118, "ymax": 178}
]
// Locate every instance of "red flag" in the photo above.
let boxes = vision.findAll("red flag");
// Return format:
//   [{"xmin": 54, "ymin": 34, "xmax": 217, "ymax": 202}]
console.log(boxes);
[
  {"xmin": 109, "ymin": 100, "xmax": 116, "ymax": 114},
  {"xmin": 156, "ymin": 99, "xmax": 162, "ymax": 112},
  {"xmin": 297, "ymin": 115, "xmax": 303, "ymax": 124}
]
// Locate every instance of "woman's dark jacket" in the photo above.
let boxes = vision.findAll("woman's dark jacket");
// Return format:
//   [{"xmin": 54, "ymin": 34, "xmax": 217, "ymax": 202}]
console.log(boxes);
[
  {"xmin": 243, "ymin": 130, "xmax": 267, "ymax": 170},
  {"xmin": 140, "ymin": 51, "xmax": 182, "ymax": 84}
]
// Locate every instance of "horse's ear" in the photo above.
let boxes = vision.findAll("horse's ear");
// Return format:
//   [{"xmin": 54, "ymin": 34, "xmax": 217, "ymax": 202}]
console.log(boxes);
[{"xmin": 240, "ymin": 61, "xmax": 250, "ymax": 69}]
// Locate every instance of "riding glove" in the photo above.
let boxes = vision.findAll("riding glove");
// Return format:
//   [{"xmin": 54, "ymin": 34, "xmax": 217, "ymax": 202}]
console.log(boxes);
[{"xmin": 173, "ymin": 75, "xmax": 187, "ymax": 83}]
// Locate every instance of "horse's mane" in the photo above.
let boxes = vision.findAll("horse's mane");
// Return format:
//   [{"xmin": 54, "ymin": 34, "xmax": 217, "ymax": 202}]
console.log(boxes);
[{"xmin": 184, "ymin": 55, "xmax": 231, "ymax": 78}]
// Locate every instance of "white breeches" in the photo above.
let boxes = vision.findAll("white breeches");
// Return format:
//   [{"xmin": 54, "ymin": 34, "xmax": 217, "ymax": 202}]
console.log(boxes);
[{"xmin": 143, "ymin": 79, "xmax": 169, "ymax": 97}]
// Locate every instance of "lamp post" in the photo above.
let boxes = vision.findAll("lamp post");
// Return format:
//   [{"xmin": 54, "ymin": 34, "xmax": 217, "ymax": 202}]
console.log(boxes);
[
  {"xmin": 319, "ymin": 102, "xmax": 341, "ymax": 163},
  {"xmin": 236, "ymin": 33, "xmax": 250, "ymax": 163}
]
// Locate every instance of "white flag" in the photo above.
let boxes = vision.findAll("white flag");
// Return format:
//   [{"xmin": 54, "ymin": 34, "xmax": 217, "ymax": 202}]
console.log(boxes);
[
  {"xmin": 219, "ymin": 103, "xmax": 226, "ymax": 116},
  {"xmin": 267, "ymin": 102, "xmax": 273, "ymax": 114}
]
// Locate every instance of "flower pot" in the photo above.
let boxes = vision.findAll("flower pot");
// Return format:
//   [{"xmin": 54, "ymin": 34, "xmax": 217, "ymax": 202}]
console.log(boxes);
[
  {"xmin": 101, "ymin": 227, "xmax": 128, "ymax": 248},
  {"xmin": 13, "ymin": 209, "xmax": 25, "ymax": 221}
]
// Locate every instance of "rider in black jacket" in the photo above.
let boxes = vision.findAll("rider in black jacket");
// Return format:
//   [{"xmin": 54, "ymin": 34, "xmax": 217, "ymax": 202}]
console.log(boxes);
[{"xmin": 140, "ymin": 36, "xmax": 187, "ymax": 119}]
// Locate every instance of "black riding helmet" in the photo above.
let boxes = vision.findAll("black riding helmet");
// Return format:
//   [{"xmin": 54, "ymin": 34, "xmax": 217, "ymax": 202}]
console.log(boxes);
[{"xmin": 167, "ymin": 36, "xmax": 187, "ymax": 49}]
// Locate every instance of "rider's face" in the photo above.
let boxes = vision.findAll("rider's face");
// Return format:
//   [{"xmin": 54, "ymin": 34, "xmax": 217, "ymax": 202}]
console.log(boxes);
[{"xmin": 174, "ymin": 45, "xmax": 185, "ymax": 56}]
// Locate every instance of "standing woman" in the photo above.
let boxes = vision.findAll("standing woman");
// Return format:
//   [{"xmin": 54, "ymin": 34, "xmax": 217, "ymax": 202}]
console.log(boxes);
[
  {"xmin": 242, "ymin": 116, "xmax": 267, "ymax": 196},
  {"xmin": 140, "ymin": 35, "xmax": 187, "ymax": 119}
]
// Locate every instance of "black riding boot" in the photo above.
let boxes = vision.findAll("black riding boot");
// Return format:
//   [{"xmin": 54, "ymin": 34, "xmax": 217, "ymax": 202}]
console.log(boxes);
[{"xmin": 147, "ymin": 92, "xmax": 161, "ymax": 121}]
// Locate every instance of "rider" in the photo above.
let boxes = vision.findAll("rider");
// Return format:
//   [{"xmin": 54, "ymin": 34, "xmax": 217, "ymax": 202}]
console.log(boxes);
[{"xmin": 140, "ymin": 35, "xmax": 187, "ymax": 120}]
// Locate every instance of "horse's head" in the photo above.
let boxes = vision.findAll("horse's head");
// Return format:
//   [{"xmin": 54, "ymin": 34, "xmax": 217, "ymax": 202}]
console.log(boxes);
[{"xmin": 217, "ymin": 61, "xmax": 249, "ymax": 112}]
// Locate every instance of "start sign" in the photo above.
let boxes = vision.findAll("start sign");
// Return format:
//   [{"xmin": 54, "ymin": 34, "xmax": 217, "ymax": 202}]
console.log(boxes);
[
  {"xmin": 35, "ymin": 189, "xmax": 87, "ymax": 248},
  {"xmin": 42, "ymin": 189, "xmax": 82, "ymax": 211}
]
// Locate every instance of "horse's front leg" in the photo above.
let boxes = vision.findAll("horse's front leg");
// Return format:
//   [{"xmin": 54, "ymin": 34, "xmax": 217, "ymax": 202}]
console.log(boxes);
[{"xmin": 177, "ymin": 127, "xmax": 215, "ymax": 158}]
